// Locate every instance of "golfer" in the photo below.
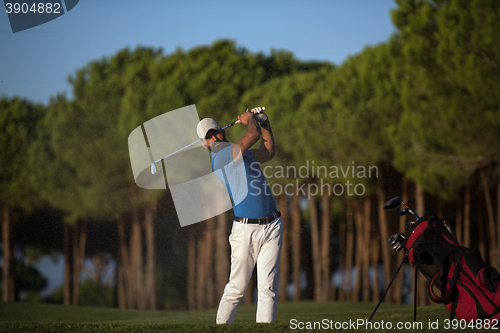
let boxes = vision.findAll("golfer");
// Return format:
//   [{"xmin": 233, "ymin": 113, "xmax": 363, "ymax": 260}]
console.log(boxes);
[{"xmin": 196, "ymin": 107, "xmax": 284, "ymax": 324}]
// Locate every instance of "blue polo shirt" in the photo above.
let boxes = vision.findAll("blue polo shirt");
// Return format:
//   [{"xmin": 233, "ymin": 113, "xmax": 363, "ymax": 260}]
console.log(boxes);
[{"xmin": 211, "ymin": 145, "xmax": 276, "ymax": 219}]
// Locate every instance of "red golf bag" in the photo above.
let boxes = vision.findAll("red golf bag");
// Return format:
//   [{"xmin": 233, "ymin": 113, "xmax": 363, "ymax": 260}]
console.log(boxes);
[{"xmin": 405, "ymin": 213, "xmax": 500, "ymax": 321}]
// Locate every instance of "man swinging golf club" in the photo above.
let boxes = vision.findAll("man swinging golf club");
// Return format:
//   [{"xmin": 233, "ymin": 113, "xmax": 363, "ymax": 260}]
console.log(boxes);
[{"xmin": 197, "ymin": 107, "xmax": 283, "ymax": 324}]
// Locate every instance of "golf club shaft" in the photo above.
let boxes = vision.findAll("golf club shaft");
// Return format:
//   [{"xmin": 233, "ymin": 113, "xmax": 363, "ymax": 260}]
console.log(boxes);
[
  {"xmin": 221, "ymin": 106, "xmax": 263, "ymax": 130},
  {"xmin": 152, "ymin": 139, "xmax": 201, "ymax": 164},
  {"xmin": 404, "ymin": 205, "xmax": 420, "ymax": 220},
  {"xmin": 222, "ymin": 119, "xmax": 240, "ymax": 130},
  {"xmin": 151, "ymin": 119, "xmax": 240, "ymax": 169},
  {"xmin": 402, "ymin": 200, "xmax": 420, "ymax": 220}
]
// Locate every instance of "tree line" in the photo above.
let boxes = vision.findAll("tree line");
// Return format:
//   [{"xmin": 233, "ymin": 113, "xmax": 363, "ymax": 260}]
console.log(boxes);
[{"xmin": 1, "ymin": 0, "xmax": 499, "ymax": 309}]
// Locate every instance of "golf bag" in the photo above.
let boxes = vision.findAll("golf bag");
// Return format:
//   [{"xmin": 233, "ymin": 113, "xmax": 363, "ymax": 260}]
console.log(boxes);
[{"xmin": 405, "ymin": 213, "xmax": 500, "ymax": 321}]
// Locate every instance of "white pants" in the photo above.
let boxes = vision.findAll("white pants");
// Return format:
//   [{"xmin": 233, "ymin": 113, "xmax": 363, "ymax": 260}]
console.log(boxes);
[{"xmin": 216, "ymin": 217, "xmax": 284, "ymax": 324}]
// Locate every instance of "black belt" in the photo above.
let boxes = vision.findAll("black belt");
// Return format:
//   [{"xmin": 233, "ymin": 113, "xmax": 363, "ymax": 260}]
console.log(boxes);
[{"xmin": 235, "ymin": 211, "xmax": 281, "ymax": 225}]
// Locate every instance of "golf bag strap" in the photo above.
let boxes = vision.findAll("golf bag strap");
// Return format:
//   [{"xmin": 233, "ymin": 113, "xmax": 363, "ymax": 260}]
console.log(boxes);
[
  {"xmin": 450, "ymin": 296, "xmax": 459, "ymax": 320},
  {"xmin": 428, "ymin": 265, "xmax": 461, "ymax": 303}
]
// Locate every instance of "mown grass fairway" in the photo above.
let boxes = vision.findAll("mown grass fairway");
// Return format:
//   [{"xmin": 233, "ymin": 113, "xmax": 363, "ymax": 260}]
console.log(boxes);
[{"xmin": 0, "ymin": 301, "xmax": 484, "ymax": 332}]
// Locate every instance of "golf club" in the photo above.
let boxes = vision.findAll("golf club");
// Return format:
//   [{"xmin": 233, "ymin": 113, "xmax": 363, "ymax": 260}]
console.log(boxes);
[
  {"xmin": 388, "ymin": 233, "xmax": 406, "ymax": 252},
  {"xmin": 371, "ymin": 196, "xmax": 419, "ymax": 322},
  {"xmin": 150, "ymin": 119, "xmax": 241, "ymax": 175},
  {"xmin": 372, "ymin": 196, "xmax": 421, "ymax": 323},
  {"xmin": 383, "ymin": 196, "xmax": 420, "ymax": 220},
  {"xmin": 383, "ymin": 196, "xmax": 403, "ymax": 211},
  {"xmin": 398, "ymin": 208, "xmax": 410, "ymax": 216}
]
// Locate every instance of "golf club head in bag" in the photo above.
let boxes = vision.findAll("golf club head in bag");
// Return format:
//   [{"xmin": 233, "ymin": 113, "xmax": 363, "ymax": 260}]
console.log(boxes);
[
  {"xmin": 388, "ymin": 233, "xmax": 406, "ymax": 252},
  {"xmin": 398, "ymin": 208, "xmax": 410, "ymax": 216},
  {"xmin": 383, "ymin": 196, "xmax": 403, "ymax": 211},
  {"xmin": 383, "ymin": 196, "xmax": 420, "ymax": 220},
  {"xmin": 370, "ymin": 196, "xmax": 421, "ymax": 322}
]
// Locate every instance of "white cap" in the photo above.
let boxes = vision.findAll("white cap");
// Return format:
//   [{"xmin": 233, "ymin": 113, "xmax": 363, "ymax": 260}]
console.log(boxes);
[{"xmin": 196, "ymin": 118, "xmax": 221, "ymax": 139}]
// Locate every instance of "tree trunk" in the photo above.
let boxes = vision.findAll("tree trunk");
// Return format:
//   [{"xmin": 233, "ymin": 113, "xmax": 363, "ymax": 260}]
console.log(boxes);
[
  {"xmin": 353, "ymin": 199, "xmax": 370, "ymax": 301},
  {"xmin": 2, "ymin": 205, "xmax": 15, "ymax": 302},
  {"xmin": 130, "ymin": 189, "xmax": 143, "ymax": 309},
  {"xmin": 338, "ymin": 204, "xmax": 347, "ymax": 301},
  {"xmin": 117, "ymin": 215, "xmax": 129, "ymax": 309},
  {"xmin": 436, "ymin": 198, "xmax": 444, "ymax": 219},
  {"xmin": 63, "ymin": 223, "xmax": 73, "ymax": 306},
  {"xmin": 321, "ymin": 191, "xmax": 331, "ymax": 301},
  {"xmin": 463, "ymin": 185, "xmax": 471, "ymax": 248},
  {"xmin": 362, "ymin": 198, "xmax": 371, "ymax": 302},
  {"xmin": 129, "ymin": 220, "xmax": 140, "ymax": 309},
  {"xmin": 371, "ymin": 229, "xmax": 380, "ymax": 302},
  {"xmin": 215, "ymin": 212, "xmax": 229, "ymax": 302},
  {"xmin": 72, "ymin": 222, "xmax": 80, "ymax": 306},
  {"xmin": 196, "ymin": 224, "xmax": 206, "ymax": 309},
  {"xmin": 393, "ymin": 176, "xmax": 408, "ymax": 304},
  {"xmin": 144, "ymin": 199, "xmax": 157, "ymax": 310},
  {"xmin": 278, "ymin": 194, "xmax": 289, "ymax": 302},
  {"xmin": 72, "ymin": 218, "xmax": 87, "ymax": 306},
  {"xmin": 309, "ymin": 191, "xmax": 321, "ymax": 301},
  {"xmin": 187, "ymin": 227, "xmax": 196, "ymax": 311},
  {"xmin": 291, "ymin": 188, "xmax": 301, "ymax": 301},
  {"xmin": 71, "ymin": 222, "xmax": 78, "ymax": 306},
  {"xmin": 353, "ymin": 200, "xmax": 362, "ymax": 301},
  {"xmin": 376, "ymin": 186, "xmax": 391, "ymax": 303},
  {"xmin": 205, "ymin": 218, "xmax": 215, "ymax": 308},
  {"xmin": 481, "ymin": 170, "xmax": 498, "ymax": 268},
  {"xmin": 455, "ymin": 200, "xmax": 463, "ymax": 244},
  {"xmin": 345, "ymin": 201, "xmax": 354, "ymax": 301},
  {"xmin": 497, "ymin": 180, "xmax": 500, "ymax": 265},
  {"xmin": 478, "ymin": 201, "xmax": 487, "ymax": 262},
  {"xmin": 415, "ymin": 184, "xmax": 428, "ymax": 306}
]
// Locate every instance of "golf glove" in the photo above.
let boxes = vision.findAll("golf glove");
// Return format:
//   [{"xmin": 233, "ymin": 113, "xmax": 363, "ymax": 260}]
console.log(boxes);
[
  {"xmin": 250, "ymin": 107, "xmax": 268, "ymax": 125},
  {"xmin": 250, "ymin": 106, "xmax": 264, "ymax": 114}
]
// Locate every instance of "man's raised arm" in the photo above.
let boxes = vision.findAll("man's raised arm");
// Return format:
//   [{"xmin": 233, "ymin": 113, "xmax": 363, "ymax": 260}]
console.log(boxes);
[
  {"xmin": 249, "ymin": 108, "xmax": 274, "ymax": 163},
  {"xmin": 233, "ymin": 110, "xmax": 260, "ymax": 161}
]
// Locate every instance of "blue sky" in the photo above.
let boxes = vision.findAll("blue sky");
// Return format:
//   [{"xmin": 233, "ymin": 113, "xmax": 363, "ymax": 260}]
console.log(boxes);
[{"xmin": 0, "ymin": 0, "xmax": 397, "ymax": 105}]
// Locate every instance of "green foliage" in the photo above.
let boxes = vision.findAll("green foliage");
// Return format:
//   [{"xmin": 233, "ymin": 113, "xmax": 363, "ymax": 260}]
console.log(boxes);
[
  {"xmin": 239, "ymin": 43, "xmax": 401, "ymax": 194},
  {"xmin": 238, "ymin": 66, "xmax": 338, "ymax": 187},
  {"xmin": 0, "ymin": 259, "xmax": 47, "ymax": 300},
  {"xmin": 325, "ymin": 42, "xmax": 403, "ymax": 167},
  {"xmin": 28, "ymin": 95, "xmax": 91, "ymax": 223},
  {"xmin": 390, "ymin": 0, "xmax": 500, "ymax": 199},
  {"xmin": 77, "ymin": 279, "xmax": 115, "ymax": 308},
  {"xmin": 46, "ymin": 279, "xmax": 114, "ymax": 307},
  {"xmin": 148, "ymin": 40, "xmax": 326, "ymax": 126},
  {"xmin": 37, "ymin": 47, "xmax": 156, "ymax": 222},
  {"xmin": 14, "ymin": 260, "xmax": 47, "ymax": 295},
  {"xmin": 0, "ymin": 96, "xmax": 44, "ymax": 210},
  {"xmin": 20, "ymin": 291, "xmax": 43, "ymax": 303}
]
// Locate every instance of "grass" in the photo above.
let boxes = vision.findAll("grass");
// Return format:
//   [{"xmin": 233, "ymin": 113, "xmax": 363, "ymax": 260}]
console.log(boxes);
[{"xmin": 0, "ymin": 301, "xmax": 486, "ymax": 332}]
